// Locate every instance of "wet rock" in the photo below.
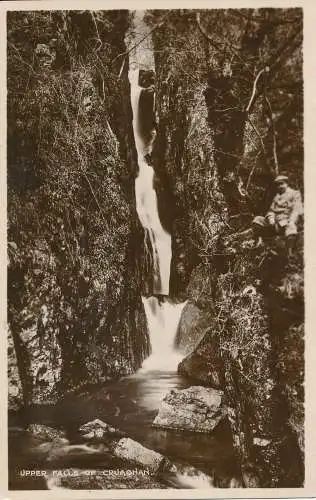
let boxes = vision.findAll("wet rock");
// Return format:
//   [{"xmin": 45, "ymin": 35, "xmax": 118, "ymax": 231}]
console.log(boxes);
[
  {"xmin": 139, "ymin": 69, "xmax": 155, "ymax": 88},
  {"xmin": 27, "ymin": 423, "xmax": 66, "ymax": 442},
  {"xmin": 176, "ymin": 304, "xmax": 223, "ymax": 389},
  {"xmin": 25, "ymin": 425, "xmax": 69, "ymax": 461},
  {"xmin": 79, "ymin": 418, "xmax": 124, "ymax": 440},
  {"xmin": 153, "ymin": 386, "xmax": 226, "ymax": 432},
  {"xmin": 178, "ymin": 346, "xmax": 223, "ymax": 389},
  {"xmin": 26, "ymin": 423, "xmax": 109, "ymax": 464},
  {"xmin": 139, "ymin": 87, "xmax": 156, "ymax": 148},
  {"xmin": 8, "ymin": 329, "xmax": 23, "ymax": 410},
  {"xmin": 175, "ymin": 302, "xmax": 211, "ymax": 356},
  {"xmin": 113, "ymin": 437, "xmax": 169, "ymax": 474}
]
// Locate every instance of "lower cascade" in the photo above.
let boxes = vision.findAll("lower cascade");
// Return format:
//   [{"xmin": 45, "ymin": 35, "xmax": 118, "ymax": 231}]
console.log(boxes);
[
  {"xmin": 127, "ymin": 12, "xmax": 186, "ymax": 371},
  {"xmin": 141, "ymin": 297, "xmax": 186, "ymax": 371}
]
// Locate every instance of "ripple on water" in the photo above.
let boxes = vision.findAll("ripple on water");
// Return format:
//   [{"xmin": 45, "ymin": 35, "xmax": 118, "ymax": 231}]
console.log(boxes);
[{"xmin": 9, "ymin": 370, "xmax": 238, "ymax": 490}]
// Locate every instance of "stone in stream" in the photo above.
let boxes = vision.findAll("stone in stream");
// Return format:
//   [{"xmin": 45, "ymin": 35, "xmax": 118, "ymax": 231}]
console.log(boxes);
[
  {"xmin": 153, "ymin": 386, "xmax": 227, "ymax": 433},
  {"xmin": 26, "ymin": 423, "xmax": 108, "ymax": 462},
  {"xmin": 79, "ymin": 418, "xmax": 124, "ymax": 440},
  {"xmin": 26, "ymin": 424, "xmax": 69, "ymax": 461},
  {"xmin": 27, "ymin": 423, "xmax": 67, "ymax": 442},
  {"xmin": 113, "ymin": 437, "xmax": 171, "ymax": 474}
]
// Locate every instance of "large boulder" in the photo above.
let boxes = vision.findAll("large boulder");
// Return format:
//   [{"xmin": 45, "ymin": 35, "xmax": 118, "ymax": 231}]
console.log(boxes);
[
  {"xmin": 174, "ymin": 302, "xmax": 208, "ymax": 356},
  {"xmin": 177, "ymin": 329, "xmax": 223, "ymax": 389},
  {"xmin": 153, "ymin": 386, "xmax": 226, "ymax": 433},
  {"xmin": 113, "ymin": 437, "xmax": 169, "ymax": 474}
]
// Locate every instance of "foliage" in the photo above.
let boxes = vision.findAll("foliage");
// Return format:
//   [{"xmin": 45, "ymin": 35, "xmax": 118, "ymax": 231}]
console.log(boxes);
[
  {"xmin": 148, "ymin": 8, "xmax": 303, "ymax": 242},
  {"xmin": 7, "ymin": 10, "xmax": 146, "ymax": 396},
  {"xmin": 146, "ymin": 9, "xmax": 304, "ymax": 485}
]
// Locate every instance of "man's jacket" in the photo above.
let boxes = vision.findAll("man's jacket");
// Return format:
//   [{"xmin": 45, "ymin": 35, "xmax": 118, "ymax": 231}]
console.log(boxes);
[{"xmin": 266, "ymin": 187, "xmax": 303, "ymax": 235}]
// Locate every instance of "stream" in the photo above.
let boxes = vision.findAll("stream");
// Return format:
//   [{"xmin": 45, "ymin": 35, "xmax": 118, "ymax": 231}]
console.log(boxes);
[{"xmin": 9, "ymin": 369, "xmax": 238, "ymax": 490}]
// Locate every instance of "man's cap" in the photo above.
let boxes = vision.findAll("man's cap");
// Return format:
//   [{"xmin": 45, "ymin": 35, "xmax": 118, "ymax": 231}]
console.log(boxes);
[{"xmin": 274, "ymin": 175, "xmax": 289, "ymax": 183}]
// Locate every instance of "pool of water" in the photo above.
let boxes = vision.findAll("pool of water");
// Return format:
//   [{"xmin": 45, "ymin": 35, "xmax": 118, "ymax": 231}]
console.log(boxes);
[{"xmin": 9, "ymin": 369, "xmax": 240, "ymax": 490}]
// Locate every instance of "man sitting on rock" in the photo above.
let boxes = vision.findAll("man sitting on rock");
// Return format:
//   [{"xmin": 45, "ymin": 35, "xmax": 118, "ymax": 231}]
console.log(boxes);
[{"xmin": 252, "ymin": 175, "xmax": 303, "ymax": 247}]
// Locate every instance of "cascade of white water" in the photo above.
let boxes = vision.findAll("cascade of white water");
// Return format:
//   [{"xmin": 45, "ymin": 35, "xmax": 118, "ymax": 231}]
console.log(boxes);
[
  {"xmin": 129, "ymin": 68, "xmax": 171, "ymax": 294},
  {"xmin": 127, "ymin": 11, "xmax": 186, "ymax": 371},
  {"xmin": 140, "ymin": 297, "xmax": 186, "ymax": 371}
]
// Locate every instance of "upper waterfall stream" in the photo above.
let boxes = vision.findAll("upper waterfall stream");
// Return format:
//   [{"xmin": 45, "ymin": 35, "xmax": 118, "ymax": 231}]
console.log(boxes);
[
  {"xmin": 129, "ymin": 67, "xmax": 172, "ymax": 295},
  {"xmin": 127, "ymin": 12, "xmax": 186, "ymax": 371}
]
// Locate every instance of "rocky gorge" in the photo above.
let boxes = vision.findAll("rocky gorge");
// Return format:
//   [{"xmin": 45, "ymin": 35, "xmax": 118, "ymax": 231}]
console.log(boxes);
[{"xmin": 8, "ymin": 8, "xmax": 304, "ymax": 490}]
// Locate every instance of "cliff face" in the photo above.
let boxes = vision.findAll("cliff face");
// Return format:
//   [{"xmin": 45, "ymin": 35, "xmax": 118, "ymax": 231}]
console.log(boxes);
[
  {"xmin": 148, "ymin": 9, "xmax": 304, "ymax": 487},
  {"xmin": 7, "ymin": 10, "xmax": 150, "ymax": 406}
]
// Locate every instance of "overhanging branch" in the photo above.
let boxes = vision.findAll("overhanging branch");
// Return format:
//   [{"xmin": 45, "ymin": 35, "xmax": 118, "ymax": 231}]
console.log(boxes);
[{"xmin": 245, "ymin": 66, "xmax": 269, "ymax": 113}]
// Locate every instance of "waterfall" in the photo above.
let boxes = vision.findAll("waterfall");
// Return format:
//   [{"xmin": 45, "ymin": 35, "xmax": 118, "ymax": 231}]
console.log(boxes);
[
  {"xmin": 141, "ymin": 297, "xmax": 185, "ymax": 371},
  {"xmin": 127, "ymin": 12, "xmax": 186, "ymax": 371},
  {"xmin": 129, "ymin": 68, "xmax": 171, "ymax": 295}
]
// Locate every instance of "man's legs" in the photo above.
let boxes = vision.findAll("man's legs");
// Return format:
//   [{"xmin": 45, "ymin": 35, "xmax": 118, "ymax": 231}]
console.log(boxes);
[
  {"xmin": 252, "ymin": 216, "xmax": 270, "ymax": 246},
  {"xmin": 284, "ymin": 224, "xmax": 298, "ymax": 258},
  {"xmin": 224, "ymin": 216, "xmax": 274, "ymax": 246}
]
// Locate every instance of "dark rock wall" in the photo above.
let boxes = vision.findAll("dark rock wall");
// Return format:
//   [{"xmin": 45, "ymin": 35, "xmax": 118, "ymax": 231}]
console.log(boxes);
[
  {"xmin": 7, "ymin": 10, "xmax": 150, "ymax": 406},
  {"xmin": 147, "ymin": 8, "xmax": 304, "ymax": 487}
]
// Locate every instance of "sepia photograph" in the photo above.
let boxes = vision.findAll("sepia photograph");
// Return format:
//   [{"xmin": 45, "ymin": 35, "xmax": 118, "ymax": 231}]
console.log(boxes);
[{"xmin": 6, "ymin": 4, "xmax": 305, "ymax": 493}]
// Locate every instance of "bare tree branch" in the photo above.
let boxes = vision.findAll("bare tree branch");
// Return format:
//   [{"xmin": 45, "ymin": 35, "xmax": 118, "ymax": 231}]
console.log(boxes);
[
  {"xmin": 242, "ymin": 67, "xmax": 270, "ymax": 163},
  {"xmin": 90, "ymin": 12, "xmax": 102, "ymax": 52},
  {"xmin": 246, "ymin": 66, "xmax": 269, "ymax": 113},
  {"xmin": 117, "ymin": 56, "xmax": 126, "ymax": 80},
  {"xmin": 264, "ymin": 94, "xmax": 279, "ymax": 175}
]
